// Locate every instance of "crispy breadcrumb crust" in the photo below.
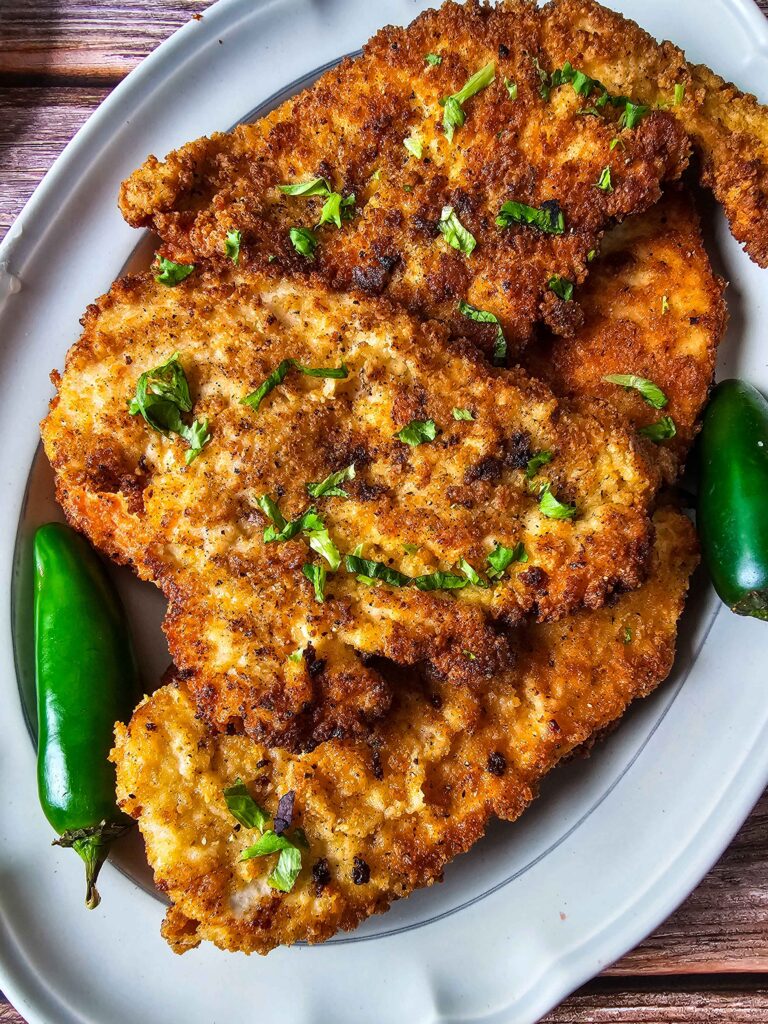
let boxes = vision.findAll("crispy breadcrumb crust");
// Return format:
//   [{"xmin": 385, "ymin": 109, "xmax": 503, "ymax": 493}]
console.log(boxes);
[
  {"xmin": 112, "ymin": 507, "xmax": 698, "ymax": 955},
  {"xmin": 42, "ymin": 270, "xmax": 659, "ymax": 750},
  {"xmin": 524, "ymin": 189, "xmax": 727, "ymax": 482},
  {"xmin": 118, "ymin": 0, "xmax": 689, "ymax": 354},
  {"xmin": 541, "ymin": 0, "xmax": 768, "ymax": 267}
]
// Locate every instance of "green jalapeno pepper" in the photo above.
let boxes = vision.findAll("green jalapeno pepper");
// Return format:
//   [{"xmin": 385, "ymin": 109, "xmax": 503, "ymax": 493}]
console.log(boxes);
[
  {"xmin": 698, "ymin": 379, "xmax": 768, "ymax": 621},
  {"xmin": 34, "ymin": 522, "xmax": 140, "ymax": 908}
]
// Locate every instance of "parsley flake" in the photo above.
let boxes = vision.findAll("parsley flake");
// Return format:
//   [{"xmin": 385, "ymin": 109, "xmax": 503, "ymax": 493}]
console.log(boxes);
[
  {"xmin": 458, "ymin": 558, "xmax": 489, "ymax": 587},
  {"xmin": 306, "ymin": 463, "xmax": 356, "ymax": 499},
  {"xmin": 240, "ymin": 830, "xmax": 304, "ymax": 892},
  {"xmin": 497, "ymin": 199, "xmax": 565, "ymax": 234},
  {"xmin": 225, "ymin": 229, "xmax": 241, "ymax": 264},
  {"xmin": 538, "ymin": 484, "xmax": 577, "ymax": 520},
  {"xmin": 639, "ymin": 415, "xmax": 676, "ymax": 442},
  {"xmin": 596, "ymin": 166, "xmax": 613, "ymax": 192},
  {"xmin": 619, "ymin": 101, "xmax": 649, "ymax": 129},
  {"xmin": 413, "ymin": 571, "xmax": 468, "ymax": 591},
  {"xmin": 438, "ymin": 205, "xmax": 476, "ymax": 255},
  {"xmin": 344, "ymin": 555, "xmax": 411, "ymax": 588},
  {"xmin": 458, "ymin": 300, "xmax": 507, "ymax": 364},
  {"xmin": 548, "ymin": 275, "xmax": 574, "ymax": 301},
  {"xmin": 395, "ymin": 419, "xmax": 438, "ymax": 446},
  {"xmin": 623, "ymin": 626, "xmax": 633, "ymax": 644},
  {"xmin": 278, "ymin": 178, "xmax": 331, "ymax": 197},
  {"xmin": 453, "ymin": 407, "xmax": 475, "ymax": 421},
  {"xmin": 426, "ymin": 53, "xmax": 443, "ymax": 66},
  {"xmin": 154, "ymin": 255, "xmax": 195, "ymax": 287},
  {"xmin": 242, "ymin": 358, "xmax": 348, "ymax": 412},
  {"xmin": 603, "ymin": 374, "xmax": 667, "ymax": 409},
  {"xmin": 289, "ymin": 226, "xmax": 318, "ymax": 259},
  {"xmin": 404, "ymin": 135, "xmax": 424, "ymax": 159},
  {"xmin": 439, "ymin": 61, "xmax": 496, "ymax": 141},
  {"xmin": 661, "ymin": 294, "xmax": 670, "ymax": 315},
  {"xmin": 302, "ymin": 563, "xmax": 327, "ymax": 602},
  {"xmin": 674, "ymin": 83, "xmax": 685, "ymax": 105},
  {"xmin": 224, "ymin": 779, "xmax": 270, "ymax": 831},
  {"xmin": 505, "ymin": 78, "xmax": 518, "ymax": 100},
  {"xmin": 128, "ymin": 352, "xmax": 211, "ymax": 464},
  {"xmin": 487, "ymin": 542, "xmax": 527, "ymax": 579},
  {"xmin": 526, "ymin": 449, "xmax": 554, "ymax": 479},
  {"xmin": 318, "ymin": 192, "xmax": 355, "ymax": 229}
]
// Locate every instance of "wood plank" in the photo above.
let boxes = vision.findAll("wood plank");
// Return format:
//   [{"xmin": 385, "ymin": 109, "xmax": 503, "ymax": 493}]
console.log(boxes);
[
  {"xmin": 0, "ymin": 86, "xmax": 111, "ymax": 236},
  {"xmin": 0, "ymin": 0, "xmax": 765, "ymax": 83},
  {"xmin": 0, "ymin": 2, "xmax": 209, "ymax": 82},
  {"xmin": 609, "ymin": 791, "xmax": 768, "ymax": 974}
]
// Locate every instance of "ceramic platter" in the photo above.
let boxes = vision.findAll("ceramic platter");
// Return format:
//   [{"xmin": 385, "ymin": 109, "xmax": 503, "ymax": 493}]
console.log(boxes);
[{"xmin": 1, "ymin": 0, "xmax": 767, "ymax": 1020}]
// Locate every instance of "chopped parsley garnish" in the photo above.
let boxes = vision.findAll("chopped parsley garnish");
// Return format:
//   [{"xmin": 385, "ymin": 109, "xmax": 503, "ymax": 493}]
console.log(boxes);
[
  {"xmin": 318, "ymin": 192, "xmax": 355, "ymax": 229},
  {"xmin": 458, "ymin": 300, "xmax": 507, "ymax": 365},
  {"xmin": 225, "ymin": 229, "xmax": 241, "ymax": 264},
  {"xmin": 550, "ymin": 61, "xmax": 606, "ymax": 101},
  {"xmin": 596, "ymin": 166, "xmax": 613, "ymax": 192},
  {"xmin": 128, "ymin": 352, "xmax": 211, "ymax": 464},
  {"xmin": 302, "ymin": 563, "xmax": 327, "ymax": 602},
  {"xmin": 403, "ymin": 543, "xmax": 420, "ymax": 555},
  {"xmin": 587, "ymin": 248, "xmax": 597, "ymax": 261},
  {"xmin": 532, "ymin": 57, "xmax": 551, "ymax": 100},
  {"xmin": 526, "ymin": 449, "xmax": 554, "ymax": 479},
  {"xmin": 639, "ymin": 415, "xmax": 677, "ymax": 442},
  {"xmin": 623, "ymin": 626, "xmax": 633, "ymax": 644},
  {"xmin": 258, "ymin": 501, "xmax": 340, "ymax": 568},
  {"xmin": 241, "ymin": 358, "xmax": 348, "ymax": 412},
  {"xmin": 453, "ymin": 407, "xmax": 475, "ymax": 421},
  {"xmin": 504, "ymin": 78, "xmax": 518, "ymax": 100},
  {"xmin": 439, "ymin": 61, "xmax": 496, "ymax": 141},
  {"xmin": 496, "ymin": 199, "xmax": 565, "ymax": 234},
  {"xmin": 438, "ymin": 205, "xmax": 476, "ymax": 255},
  {"xmin": 619, "ymin": 101, "xmax": 649, "ymax": 129},
  {"xmin": 609, "ymin": 137, "xmax": 624, "ymax": 151},
  {"xmin": 344, "ymin": 555, "xmax": 411, "ymax": 587},
  {"xmin": 306, "ymin": 463, "xmax": 356, "ymax": 499},
  {"xmin": 548, "ymin": 275, "xmax": 574, "ymax": 301},
  {"xmin": 404, "ymin": 135, "xmax": 424, "ymax": 159},
  {"xmin": 240, "ymin": 830, "xmax": 304, "ymax": 892},
  {"xmin": 413, "ymin": 571, "xmax": 468, "ymax": 591},
  {"xmin": 289, "ymin": 226, "xmax": 318, "ymax": 259},
  {"xmin": 395, "ymin": 418, "xmax": 438, "ymax": 446},
  {"xmin": 674, "ymin": 83, "xmax": 685, "ymax": 105},
  {"xmin": 458, "ymin": 558, "xmax": 488, "ymax": 587},
  {"xmin": 487, "ymin": 542, "xmax": 527, "ymax": 579},
  {"xmin": 661, "ymin": 294, "xmax": 670, "ymax": 315},
  {"xmin": 305, "ymin": 522, "xmax": 341, "ymax": 571},
  {"xmin": 278, "ymin": 178, "xmax": 331, "ymax": 197},
  {"xmin": 603, "ymin": 373, "xmax": 667, "ymax": 409},
  {"xmin": 426, "ymin": 53, "xmax": 443, "ymax": 66},
  {"xmin": 538, "ymin": 484, "xmax": 577, "ymax": 520},
  {"xmin": 154, "ymin": 255, "xmax": 195, "ymax": 287},
  {"xmin": 223, "ymin": 779, "xmax": 270, "ymax": 831},
  {"xmin": 287, "ymin": 648, "xmax": 303, "ymax": 662}
]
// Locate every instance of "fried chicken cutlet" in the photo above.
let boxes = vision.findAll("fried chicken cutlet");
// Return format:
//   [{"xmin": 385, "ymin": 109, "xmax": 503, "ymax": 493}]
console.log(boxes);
[
  {"xmin": 112, "ymin": 506, "xmax": 698, "ymax": 955},
  {"xmin": 524, "ymin": 189, "xmax": 727, "ymax": 482},
  {"xmin": 118, "ymin": 0, "xmax": 690, "ymax": 355},
  {"xmin": 541, "ymin": 0, "xmax": 768, "ymax": 267},
  {"xmin": 42, "ymin": 269, "xmax": 659, "ymax": 750}
]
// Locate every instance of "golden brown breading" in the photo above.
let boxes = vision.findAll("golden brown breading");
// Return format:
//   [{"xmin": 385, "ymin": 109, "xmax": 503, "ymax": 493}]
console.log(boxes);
[
  {"xmin": 42, "ymin": 269, "xmax": 660, "ymax": 750},
  {"xmin": 112, "ymin": 506, "xmax": 698, "ymax": 955},
  {"xmin": 118, "ymin": 0, "xmax": 689, "ymax": 354},
  {"xmin": 541, "ymin": 0, "xmax": 768, "ymax": 267},
  {"xmin": 524, "ymin": 189, "xmax": 727, "ymax": 482}
]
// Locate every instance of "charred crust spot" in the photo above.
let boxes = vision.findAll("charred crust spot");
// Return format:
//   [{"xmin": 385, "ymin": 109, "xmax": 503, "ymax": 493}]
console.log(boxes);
[
  {"xmin": 352, "ymin": 856, "xmax": 371, "ymax": 885},
  {"xmin": 503, "ymin": 432, "xmax": 533, "ymax": 470},
  {"xmin": 498, "ymin": 42, "xmax": 510, "ymax": 58},
  {"xmin": 352, "ymin": 254, "xmax": 400, "ymax": 295},
  {"xmin": 312, "ymin": 857, "xmax": 332, "ymax": 896},
  {"xmin": 520, "ymin": 566, "xmax": 549, "ymax": 591},
  {"xmin": 464, "ymin": 455, "xmax": 502, "ymax": 485},
  {"xmin": 487, "ymin": 751, "xmax": 507, "ymax": 776},
  {"xmin": 303, "ymin": 643, "xmax": 326, "ymax": 679}
]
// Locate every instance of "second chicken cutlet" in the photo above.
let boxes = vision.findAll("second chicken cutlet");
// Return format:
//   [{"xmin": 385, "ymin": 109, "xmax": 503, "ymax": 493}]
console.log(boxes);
[{"xmin": 42, "ymin": 269, "xmax": 659, "ymax": 750}]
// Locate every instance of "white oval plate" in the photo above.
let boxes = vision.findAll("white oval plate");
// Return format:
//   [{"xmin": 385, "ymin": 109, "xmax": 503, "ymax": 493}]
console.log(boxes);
[{"xmin": 1, "ymin": 1, "xmax": 768, "ymax": 1021}]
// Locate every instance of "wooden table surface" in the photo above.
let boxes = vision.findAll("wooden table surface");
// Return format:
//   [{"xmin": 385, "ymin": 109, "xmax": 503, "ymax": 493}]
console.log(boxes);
[{"xmin": 2, "ymin": 1, "xmax": 767, "ymax": 1020}]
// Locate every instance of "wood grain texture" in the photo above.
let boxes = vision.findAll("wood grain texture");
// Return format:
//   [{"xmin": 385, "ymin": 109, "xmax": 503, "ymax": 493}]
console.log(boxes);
[{"xmin": 1, "ymin": 1, "xmax": 768, "ymax": 1022}]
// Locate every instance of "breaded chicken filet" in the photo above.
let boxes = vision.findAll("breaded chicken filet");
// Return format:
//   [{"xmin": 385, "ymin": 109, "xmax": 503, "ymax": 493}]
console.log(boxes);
[
  {"xmin": 112, "ymin": 506, "xmax": 698, "ymax": 954},
  {"xmin": 524, "ymin": 189, "xmax": 727, "ymax": 482},
  {"xmin": 541, "ymin": 0, "xmax": 768, "ymax": 267},
  {"xmin": 42, "ymin": 270, "xmax": 659, "ymax": 749},
  {"xmin": 118, "ymin": 0, "xmax": 690, "ymax": 354}
]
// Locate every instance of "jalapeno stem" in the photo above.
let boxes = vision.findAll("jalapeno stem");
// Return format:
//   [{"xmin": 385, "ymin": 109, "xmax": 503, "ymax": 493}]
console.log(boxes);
[{"xmin": 54, "ymin": 821, "xmax": 132, "ymax": 910}]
